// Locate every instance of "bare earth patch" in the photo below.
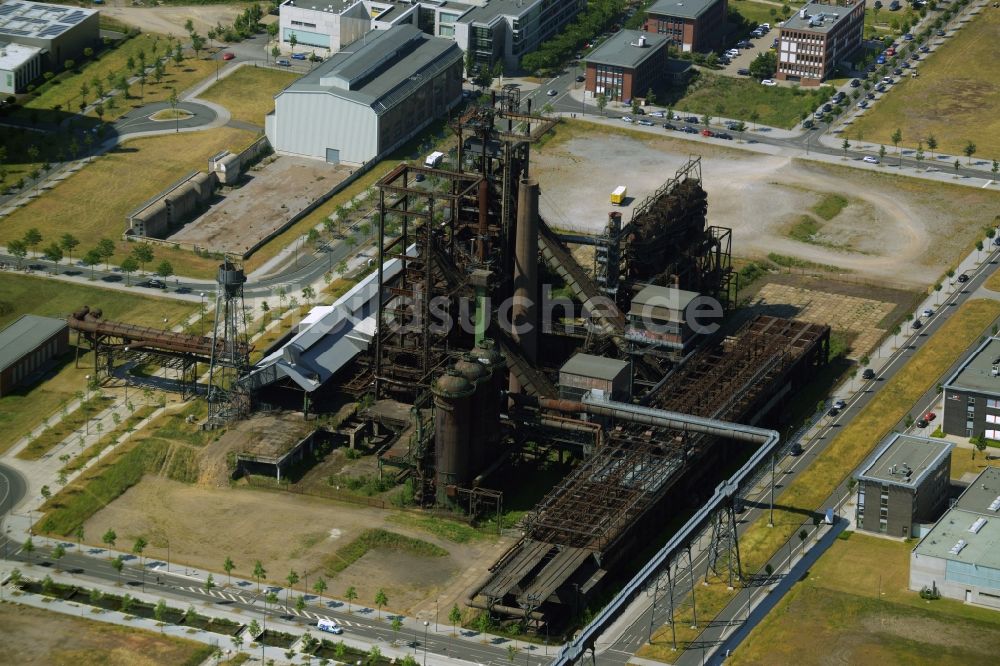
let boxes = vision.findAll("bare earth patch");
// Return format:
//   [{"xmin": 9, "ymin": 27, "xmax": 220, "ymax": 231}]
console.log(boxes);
[{"xmin": 533, "ymin": 121, "xmax": 1000, "ymax": 289}]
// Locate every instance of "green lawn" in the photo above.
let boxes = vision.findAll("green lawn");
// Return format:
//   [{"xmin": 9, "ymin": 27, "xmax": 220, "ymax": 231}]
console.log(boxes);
[
  {"xmin": 668, "ymin": 72, "xmax": 829, "ymax": 129},
  {"xmin": 850, "ymin": 8, "xmax": 1000, "ymax": 159},
  {"xmin": 729, "ymin": 0, "xmax": 791, "ymax": 27},
  {"xmin": 641, "ymin": 297, "xmax": 1000, "ymax": 659},
  {"xmin": 198, "ymin": 66, "xmax": 298, "ymax": 126},
  {"xmin": 730, "ymin": 533, "xmax": 1000, "ymax": 665},
  {"xmin": 0, "ymin": 273, "xmax": 196, "ymax": 455}
]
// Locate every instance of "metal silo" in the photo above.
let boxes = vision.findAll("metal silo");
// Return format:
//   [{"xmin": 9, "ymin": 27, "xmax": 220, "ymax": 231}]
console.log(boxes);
[
  {"xmin": 432, "ymin": 370, "xmax": 475, "ymax": 503},
  {"xmin": 454, "ymin": 355, "xmax": 489, "ymax": 476},
  {"xmin": 472, "ymin": 339, "xmax": 505, "ymax": 467}
]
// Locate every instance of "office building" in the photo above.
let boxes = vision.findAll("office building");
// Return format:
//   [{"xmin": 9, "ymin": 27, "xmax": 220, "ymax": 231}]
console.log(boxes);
[
  {"xmin": 942, "ymin": 337, "xmax": 1000, "ymax": 438},
  {"xmin": 584, "ymin": 29, "xmax": 671, "ymax": 102},
  {"xmin": 776, "ymin": 1, "xmax": 864, "ymax": 85},
  {"xmin": 643, "ymin": 0, "xmax": 728, "ymax": 53},
  {"xmin": 0, "ymin": 0, "xmax": 99, "ymax": 70},
  {"xmin": 0, "ymin": 40, "xmax": 40, "ymax": 93}
]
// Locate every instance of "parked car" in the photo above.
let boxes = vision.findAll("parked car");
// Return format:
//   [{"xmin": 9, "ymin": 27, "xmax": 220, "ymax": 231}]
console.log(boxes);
[
  {"xmin": 903, "ymin": 32, "xmax": 914, "ymax": 41},
  {"xmin": 682, "ymin": 126, "xmax": 699, "ymax": 134},
  {"xmin": 575, "ymin": 75, "xmax": 585, "ymax": 82},
  {"xmin": 922, "ymin": 308, "xmax": 934, "ymax": 317},
  {"xmin": 822, "ymin": 103, "xmax": 833, "ymax": 112},
  {"xmin": 715, "ymin": 132, "xmax": 733, "ymax": 140},
  {"xmin": 760, "ymin": 79, "xmax": 777, "ymax": 86},
  {"xmin": 276, "ymin": 58, "xmax": 291, "ymax": 66},
  {"xmin": 700, "ymin": 128, "xmax": 714, "ymax": 137},
  {"xmin": 649, "ymin": 110, "xmax": 665, "ymax": 118},
  {"xmin": 827, "ymin": 407, "xmax": 840, "ymax": 417},
  {"xmin": 737, "ymin": 68, "xmax": 751, "ymax": 76},
  {"xmin": 863, "ymin": 155, "xmax": 879, "ymax": 164},
  {"xmin": 957, "ymin": 273, "xmax": 970, "ymax": 283},
  {"xmin": 893, "ymin": 67, "xmax": 903, "ymax": 76},
  {"xmin": 622, "ymin": 115, "xmax": 634, "ymax": 123},
  {"xmin": 637, "ymin": 118, "xmax": 654, "ymax": 126},
  {"xmin": 936, "ymin": 29, "xmax": 946, "ymax": 36},
  {"xmin": 663, "ymin": 122, "xmax": 678, "ymax": 130},
  {"xmin": 222, "ymin": 52, "xmax": 235, "ymax": 61},
  {"xmin": 912, "ymin": 319, "xmax": 923, "ymax": 329},
  {"xmin": 866, "ymin": 92, "xmax": 876, "ymax": 99},
  {"xmin": 924, "ymin": 412, "xmax": 937, "ymax": 422},
  {"xmin": 790, "ymin": 442, "xmax": 804, "ymax": 456},
  {"xmin": 685, "ymin": 115, "xmax": 699, "ymax": 123},
  {"xmin": 546, "ymin": 89, "xmax": 558, "ymax": 96},
  {"xmin": 916, "ymin": 418, "xmax": 929, "ymax": 428},
  {"xmin": 833, "ymin": 399, "xmax": 847, "ymax": 410},
  {"xmin": 919, "ymin": 45, "xmax": 930, "ymax": 53},
  {"xmin": 291, "ymin": 53, "xmax": 307, "ymax": 60},
  {"xmin": 850, "ymin": 78, "xmax": 861, "ymax": 87},
  {"xmin": 862, "ymin": 368, "xmax": 876, "ymax": 380},
  {"xmin": 857, "ymin": 100, "xmax": 868, "ymax": 109},
  {"xmin": 802, "ymin": 118, "xmax": 814, "ymax": 129}
]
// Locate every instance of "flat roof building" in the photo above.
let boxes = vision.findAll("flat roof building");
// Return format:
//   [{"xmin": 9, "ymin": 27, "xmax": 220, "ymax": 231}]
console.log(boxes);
[
  {"xmin": 776, "ymin": 1, "xmax": 864, "ymax": 85},
  {"xmin": 942, "ymin": 337, "xmax": 1000, "ymax": 439},
  {"xmin": 910, "ymin": 467, "xmax": 1000, "ymax": 609},
  {"xmin": 0, "ymin": 0, "xmax": 99, "ymax": 70},
  {"xmin": 584, "ymin": 29, "xmax": 671, "ymax": 103},
  {"xmin": 626, "ymin": 284, "xmax": 701, "ymax": 355},
  {"xmin": 0, "ymin": 314, "xmax": 69, "ymax": 396},
  {"xmin": 854, "ymin": 433, "xmax": 953, "ymax": 538},
  {"xmin": 643, "ymin": 0, "xmax": 728, "ymax": 53},
  {"xmin": 559, "ymin": 353, "xmax": 631, "ymax": 403},
  {"xmin": 0, "ymin": 40, "xmax": 41, "ymax": 93}
]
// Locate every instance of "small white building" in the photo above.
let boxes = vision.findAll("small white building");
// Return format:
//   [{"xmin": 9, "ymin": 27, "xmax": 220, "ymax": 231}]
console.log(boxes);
[
  {"xmin": 0, "ymin": 40, "xmax": 41, "ymax": 93},
  {"xmin": 266, "ymin": 24, "xmax": 463, "ymax": 166},
  {"xmin": 0, "ymin": 0, "xmax": 100, "ymax": 70},
  {"xmin": 277, "ymin": 0, "xmax": 371, "ymax": 54}
]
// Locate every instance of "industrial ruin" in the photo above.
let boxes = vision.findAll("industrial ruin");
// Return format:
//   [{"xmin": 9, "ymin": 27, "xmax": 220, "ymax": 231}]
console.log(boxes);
[{"xmin": 77, "ymin": 89, "xmax": 832, "ymax": 635}]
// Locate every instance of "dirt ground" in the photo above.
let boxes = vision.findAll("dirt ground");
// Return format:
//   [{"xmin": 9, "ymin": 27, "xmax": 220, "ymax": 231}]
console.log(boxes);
[
  {"xmin": 533, "ymin": 122, "xmax": 1000, "ymax": 289},
  {"xmin": 100, "ymin": 2, "xmax": 253, "ymax": 37},
  {"xmin": 0, "ymin": 602, "xmax": 210, "ymax": 665},
  {"xmin": 83, "ymin": 476, "xmax": 512, "ymax": 616},
  {"xmin": 169, "ymin": 156, "xmax": 350, "ymax": 255}
]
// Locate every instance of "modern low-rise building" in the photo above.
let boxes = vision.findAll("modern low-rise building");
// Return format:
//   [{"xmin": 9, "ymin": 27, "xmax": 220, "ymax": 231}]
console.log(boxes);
[
  {"xmin": 854, "ymin": 433, "xmax": 953, "ymax": 538},
  {"xmin": 0, "ymin": 0, "xmax": 99, "ymax": 70},
  {"xmin": 0, "ymin": 40, "xmax": 41, "ymax": 93},
  {"xmin": 776, "ymin": 1, "xmax": 865, "ymax": 85},
  {"xmin": 642, "ymin": 0, "xmax": 728, "ymax": 53},
  {"xmin": 277, "ymin": 0, "xmax": 371, "ymax": 54},
  {"xmin": 584, "ymin": 29, "xmax": 671, "ymax": 102},
  {"xmin": 941, "ymin": 337, "xmax": 1000, "ymax": 438},
  {"xmin": 266, "ymin": 25, "xmax": 463, "ymax": 166},
  {"xmin": 0, "ymin": 314, "xmax": 69, "ymax": 396},
  {"xmin": 910, "ymin": 467, "xmax": 1000, "ymax": 609}
]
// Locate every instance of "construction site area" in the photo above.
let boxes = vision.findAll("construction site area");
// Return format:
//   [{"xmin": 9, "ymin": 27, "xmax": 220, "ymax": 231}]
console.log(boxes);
[{"xmin": 56, "ymin": 89, "xmax": 850, "ymax": 641}]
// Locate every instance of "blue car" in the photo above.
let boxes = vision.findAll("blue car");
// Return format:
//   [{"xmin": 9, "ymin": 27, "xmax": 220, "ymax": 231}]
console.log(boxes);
[
  {"xmin": 291, "ymin": 53, "xmax": 307, "ymax": 60},
  {"xmin": 876, "ymin": 55, "xmax": 886, "ymax": 64}
]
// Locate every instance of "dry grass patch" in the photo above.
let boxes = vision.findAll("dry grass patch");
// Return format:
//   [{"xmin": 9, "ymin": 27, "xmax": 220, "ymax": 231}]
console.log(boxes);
[
  {"xmin": 198, "ymin": 66, "xmax": 298, "ymax": 125},
  {"xmin": 0, "ymin": 127, "xmax": 256, "ymax": 279}
]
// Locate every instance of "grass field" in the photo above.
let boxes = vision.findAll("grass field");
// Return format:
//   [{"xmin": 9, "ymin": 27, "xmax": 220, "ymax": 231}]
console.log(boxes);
[
  {"xmin": 849, "ymin": 8, "xmax": 1000, "ymax": 159},
  {"xmin": 0, "ymin": 273, "xmax": 196, "ymax": 455},
  {"xmin": 729, "ymin": 0, "xmax": 791, "ymax": 27},
  {"xmin": 641, "ymin": 297, "xmax": 1000, "ymax": 658},
  {"xmin": 669, "ymin": 72, "xmax": 830, "ymax": 129},
  {"xmin": 950, "ymin": 447, "xmax": 1000, "ymax": 479},
  {"xmin": 0, "ymin": 603, "xmax": 215, "ymax": 666},
  {"xmin": 0, "ymin": 127, "xmax": 255, "ymax": 279},
  {"xmin": 985, "ymin": 267, "xmax": 1000, "ymax": 292},
  {"xmin": 730, "ymin": 533, "xmax": 1000, "ymax": 665},
  {"xmin": 387, "ymin": 513, "xmax": 490, "ymax": 544},
  {"xmin": 198, "ymin": 66, "xmax": 298, "ymax": 126},
  {"xmin": 60, "ymin": 405, "xmax": 157, "ymax": 474},
  {"xmin": 17, "ymin": 395, "xmax": 114, "ymax": 461},
  {"xmin": 322, "ymin": 528, "xmax": 447, "ymax": 577}
]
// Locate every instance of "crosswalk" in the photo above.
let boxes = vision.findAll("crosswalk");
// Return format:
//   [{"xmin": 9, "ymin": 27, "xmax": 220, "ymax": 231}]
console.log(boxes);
[{"xmin": 176, "ymin": 585, "xmax": 362, "ymax": 626}]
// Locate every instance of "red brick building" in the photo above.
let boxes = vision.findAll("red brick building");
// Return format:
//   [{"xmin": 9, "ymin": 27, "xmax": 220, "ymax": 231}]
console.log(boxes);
[
  {"xmin": 776, "ymin": 1, "xmax": 865, "ymax": 84},
  {"xmin": 643, "ymin": 0, "xmax": 728, "ymax": 53},
  {"xmin": 585, "ymin": 29, "xmax": 671, "ymax": 102}
]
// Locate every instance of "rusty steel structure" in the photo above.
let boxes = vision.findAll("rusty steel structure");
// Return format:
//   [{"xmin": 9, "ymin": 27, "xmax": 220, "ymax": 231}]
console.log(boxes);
[
  {"xmin": 207, "ymin": 259, "xmax": 251, "ymax": 426},
  {"xmin": 470, "ymin": 316, "xmax": 829, "ymax": 627}
]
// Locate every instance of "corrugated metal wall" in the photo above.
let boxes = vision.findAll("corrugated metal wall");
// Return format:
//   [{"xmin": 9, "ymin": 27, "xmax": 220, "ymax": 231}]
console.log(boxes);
[{"xmin": 272, "ymin": 92, "xmax": 378, "ymax": 164}]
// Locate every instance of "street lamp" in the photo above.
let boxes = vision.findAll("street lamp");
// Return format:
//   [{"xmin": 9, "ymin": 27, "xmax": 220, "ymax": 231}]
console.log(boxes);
[
  {"xmin": 123, "ymin": 346, "xmax": 129, "ymax": 407},
  {"xmin": 84, "ymin": 374, "xmax": 91, "ymax": 435},
  {"xmin": 423, "ymin": 621, "xmax": 429, "ymax": 666},
  {"xmin": 199, "ymin": 292, "xmax": 206, "ymax": 335},
  {"xmin": 165, "ymin": 537, "xmax": 170, "ymax": 574}
]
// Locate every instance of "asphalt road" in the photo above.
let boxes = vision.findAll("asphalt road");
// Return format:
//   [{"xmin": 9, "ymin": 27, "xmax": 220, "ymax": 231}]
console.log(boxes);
[
  {"xmin": 0, "ymin": 463, "xmax": 26, "ymax": 518},
  {"xmin": 114, "ymin": 100, "xmax": 218, "ymax": 135},
  {"xmin": 0, "ymin": 535, "xmax": 553, "ymax": 666}
]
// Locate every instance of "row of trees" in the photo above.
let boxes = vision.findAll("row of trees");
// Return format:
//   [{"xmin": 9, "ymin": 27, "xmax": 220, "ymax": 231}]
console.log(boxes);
[
  {"xmin": 4, "ymin": 229, "xmax": 171, "ymax": 284},
  {"xmin": 521, "ymin": 0, "xmax": 627, "ymax": 74}
]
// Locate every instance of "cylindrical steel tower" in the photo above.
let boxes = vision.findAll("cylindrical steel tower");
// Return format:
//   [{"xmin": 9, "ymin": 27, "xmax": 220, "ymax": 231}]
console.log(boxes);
[
  {"xmin": 472, "ymin": 339, "xmax": 505, "ymax": 467},
  {"xmin": 513, "ymin": 177, "xmax": 539, "ymax": 363},
  {"xmin": 432, "ymin": 370, "xmax": 475, "ymax": 504},
  {"xmin": 453, "ymin": 355, "xmax": 489, "ymax": 476}
]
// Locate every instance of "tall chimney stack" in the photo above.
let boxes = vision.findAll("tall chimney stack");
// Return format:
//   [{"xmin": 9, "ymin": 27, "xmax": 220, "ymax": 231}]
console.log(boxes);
[{"xmin": 513, "ymin": 177, "xmax": 539, "ymax": 363}]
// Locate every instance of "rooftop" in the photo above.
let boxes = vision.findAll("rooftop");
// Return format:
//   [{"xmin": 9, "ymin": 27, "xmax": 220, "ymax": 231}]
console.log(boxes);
[
  {"xmin": 0, "ymin": 314, "xmax": 66, "ymax": 372},
  {"xmin": 647, "ymin": 0, "xmax": 723, "ymax": 20},
  {"xmin": 462, "ymin": 0, "xmax": 540, "ymax": 26},
  {"xmin": 560, "ymin": 353, "xmax": 629, "ymax": 381},
  {"xmin": 780, "ymin": 2, "xmax": 860, "ymax": 34},
  {"xmin": 944, "ymin": 337, "xmax": 1000, "ymax": 396},
  {"xmin": 0, "ymin": 0, "xmax": 96, "ymax": 41},
  {"xmin": 954, "ymin": 466, "xmax": 1000, "ymax": 514},
  {"xmin": 856, "ymin": 433, "xmax": 952, "ymax": 489},
  {"xmin": 913, "ymin": 507, "xmax": 1000, "ymax": 570},
  {"xmin": 285, "ymin": 24, "xmax": 462, "ymax": 112},
  {"xmin": 279, "ymin": 0, "xmax": 357, "ymax": 12},
  {"xmin": 586, "ymin": 29, "xmax": 669, "ymax": 69},
  {"xmin": 0, "ymin": 39, "xmax": 39, "ymax": 69},
  {"xmin": 629, "ymin": 284, "xmax": 699, "ymax": 314}
]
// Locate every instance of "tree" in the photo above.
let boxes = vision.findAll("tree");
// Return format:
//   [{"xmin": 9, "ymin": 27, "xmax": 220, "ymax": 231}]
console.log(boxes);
[
  {"xmin": 992, "ymin": 159, "xmax": 999, "ymax": 184},
  {"xmin": 934, "ymin": 282, "xmax": 942, "ymax": 304},
  {"xmin": 646, "ymin": 87, "xmax": 657, "ymax": 106},
  {"xmin": 40, "ymin": 485, "xmax": 51, "ymax": 501},
  {"xmin": 976, "ymin": 240, "xmax": 984, "ymax": 261},
  {"xmin": 878, "ymin": 144, "xmax": 887, "ymax": 165},
  {"xmin": 374, "ymin": 588, "xmax": 388, "ymax": 619},
  {"xmin": 102, "ymin": 528, "xmax": 117, "ymax": 549},
  {"xmin": 155, "ymin": 260, "xmax": 173, "ymax": 283},
  {"xmin": 841, "ymin": 137, "xmax": 851, "ymax": 159},
  {"xmin": 132, "ymin": 536, "xmax": 148, "ymax": 570},
  {"xmin": 313, "ymin": 576, "xmax": 327, "ymax": 604},
  {"xmin": 52, "ymin": 543, "xmax": 66, "ymax": 569},
  {"xmin": 89, "ymin": 588, "xmax": 102, "ymax": 605},
  {"xmin": 915, "ymin": 141, "xmax": 925, "ymax": 170},
  {"xmin": 285, "ymin": 569, "xmax": 299, "ymax": 604},
  {"xmin": 42, "ymin": 243, "xmax": 63, "ymax": 265},
  {"xmin": 120, "ymin": 593, "xmax": 135, "ymax": 614},
  {"xmin": 154, "ymin": 599, "xmax": 168, "ymax": 629},
  {"xmin": 184, "ymin": 18, "xmax": 195, "ymax": 34},
  {"xmin": 121, "ymin": 257, "xmax": 139, "ymax": 285},
  {"xmin": 964, "ymin": 140, "xmax": 977, "ymax": 164},
  {"xmin": 248, "ymin": 619, "xmax": 261, "ymax": 639},
  {"xmin": 205, "ymin": 573, "xmax": 215, "ymax": 593},
  {"xmin": 131, "ymin": 244, "xmax": 154, "ymax": 274},
  {"xmin": 596, "ymin": 92, "xmax": 607, "ymax": 116},
  {"xmin": 975, "ymin": 435, "xmax": 988, "ymax": 459},
  {"xmin": 391, "ymin": 616, "xmax": 403, "ymax": 643},
  {"xmin": 23, "ymin": 227, "xmax": 42, "ymax": 257},
  {"xmin": 96, "ymin": 238, "xmax": 115, "ymax": 269},
  {"xmin": 367, "ymin": 645, "xmax": 382, "ymax": 665},
  {"xmin": 507, "ymin": 644, "xmax": 518, "ymax": 662},
  {"xmin": 926, "ymin": 134, "xmax": 938, "ymax": 160},
  {"xmin": 192, "ymin": 33, "xmax": 206, "ymax": 59},
  {"xmin": 296, "ymin": 594, "xmax": 306, "ymax": 612},
  {"xmin": 75, "ymin": 525, "xmax": 85, "ymax": 549},
  {"xmin": 289, "ymin": 33, "xmax": 298, "ymax": 50},
  {"xmin": 892, "ymin": 323, "xmax": 901, "ymax": 346},
  {"xmin": 184, "ymin": 604, "xmax": 198, "ymax": 625},
  {"xmin": 253, "ymin": 560, "xmax": 266, "ymax": 591},
  {"xmin": 115, "ymin": 74, "xmax": 129, "ymax": 100},
  {"xmin": 749, "ymin": 110, "xmax": 760, "ymax": 131},
  {"xmin": 449, "ymin": 603, "xmax": 462, "ymax": 635},
  {"xmin": 58, "ymin": 233, "xmax": 80, "ymax": 265},
  {"xmin": 7, "ymin": 240, "xmax": 26, "ymax": 268},
  {"xmin": 345, "ymin": 585, "xmax": 357, "ymax": 613},
  {"xmin": 172, "ymin": 42, "xmax": 183, "ymax": 68},
  {"xmin": 22, "ymin": 536, "xmax": 35, "ymax": 563},
  {"xmin": 224, "ymin": 556, "xmax": 235, "ymax": 586},
  {"xmin": 798, "ymin": 528, "xmax": 809, "ymax": 554},
  {"xmin": 891, "ymin": 127, "xmax": 902, "ymax": 155},
  {"xmin": 112, "ymin": 554, "xmax": 125, "ymax": 583},
  {"xmin": 954, "ymin": 159, "xmax": 962, "ymax": 178},
  {"xmin": 749, "ymin": 51, "xmax": 777, "ymax": 80},
  {"xmin": 271, "ymin": 44, "xmax": 280, "ymax": 61}
]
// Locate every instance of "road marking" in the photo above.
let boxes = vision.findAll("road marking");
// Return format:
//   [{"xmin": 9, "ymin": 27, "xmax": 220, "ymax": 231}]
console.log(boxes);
[{"xmin": 984, "ymin": 181, "xmax": 994, "ymax": 189}]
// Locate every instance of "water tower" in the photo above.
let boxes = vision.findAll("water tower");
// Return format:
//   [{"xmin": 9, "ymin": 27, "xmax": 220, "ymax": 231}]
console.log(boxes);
[{"xmin": 207, "ymin": 258, "xmax": 250, "ymax": 426}]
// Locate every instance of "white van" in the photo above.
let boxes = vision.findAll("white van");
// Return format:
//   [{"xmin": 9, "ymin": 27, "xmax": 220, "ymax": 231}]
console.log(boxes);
[
  {"xmin": 424, "ymin": 151, "xmax": 444, "ymax": 168},
  {"xmin": 317, "ymin": 619, "xmax": 344, "ymax": 634}
]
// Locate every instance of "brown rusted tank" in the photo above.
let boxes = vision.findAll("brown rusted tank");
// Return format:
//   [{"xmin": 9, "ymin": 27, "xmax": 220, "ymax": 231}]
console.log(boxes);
[
  {"xmin": 453, "ymin": 355, "xmax": 489, "ymax": 476},
  {"xmin": 432, "ymin": 370, "xmax": 475, "ymax": 504},
  {"xmin": 471, "ymin": 339, "xmax": 505, "ymax": 468}
]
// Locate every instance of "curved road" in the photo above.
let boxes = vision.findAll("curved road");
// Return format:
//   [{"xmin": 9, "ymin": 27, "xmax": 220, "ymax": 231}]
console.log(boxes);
[
  {"xmin": 0, "ymin": 462, "xmax": 27, "ymax": 516},
  {"xmin": 114, "ymin": 100, "xmax": 219, "ymax": 135}
]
